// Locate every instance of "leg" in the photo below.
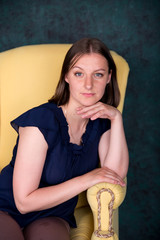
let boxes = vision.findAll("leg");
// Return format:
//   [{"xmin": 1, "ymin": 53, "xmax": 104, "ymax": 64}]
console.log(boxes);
[
  {"xmin": 23, "ymin": 216, "xmax": 70, "ymax": 240},
  {"xmin": 0, "ymin": 210, "xmax": 24, "ymax": 240}
]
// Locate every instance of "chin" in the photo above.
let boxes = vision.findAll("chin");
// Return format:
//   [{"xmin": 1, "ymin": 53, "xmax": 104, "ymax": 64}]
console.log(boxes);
[{"xmin": 79, "ymin": 98, "xmax": 99, "ymax": 107}]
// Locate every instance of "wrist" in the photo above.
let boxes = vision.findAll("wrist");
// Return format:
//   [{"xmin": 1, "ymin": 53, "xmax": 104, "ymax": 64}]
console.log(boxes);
[
  {"xmin": 77, "ymin": 174, "xmax": 91, "ymax": 191},
  {"xmin": 111, "ymin": 109, "xmax": 122, "ymax": 122}
]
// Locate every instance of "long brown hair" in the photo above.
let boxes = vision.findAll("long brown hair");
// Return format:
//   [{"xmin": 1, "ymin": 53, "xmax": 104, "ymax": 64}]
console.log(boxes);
[{"xmin": 49, "ymin": 38, "xmax": 120, "ymax": 107}]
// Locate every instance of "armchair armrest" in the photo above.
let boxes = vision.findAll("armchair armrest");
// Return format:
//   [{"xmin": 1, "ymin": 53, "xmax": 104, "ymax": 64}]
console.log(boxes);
[{"xmin": 87, "ymin": 180, "xmax": 127, "ymax": 240}]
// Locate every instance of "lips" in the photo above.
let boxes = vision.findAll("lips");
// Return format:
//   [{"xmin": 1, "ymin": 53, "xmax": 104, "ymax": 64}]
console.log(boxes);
[{"xmin": 81, "ymin": 93, "xmax": 95, "ymax": 97}]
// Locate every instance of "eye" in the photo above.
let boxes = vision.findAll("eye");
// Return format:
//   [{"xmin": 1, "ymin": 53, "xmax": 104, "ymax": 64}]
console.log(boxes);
[
  {"xmin": 94, "ymin": 73, "xmax": 104, "ymax": 78},
  {"xmin": 75, "ymin": 72, "xmax": 83, "ymax": 77}
]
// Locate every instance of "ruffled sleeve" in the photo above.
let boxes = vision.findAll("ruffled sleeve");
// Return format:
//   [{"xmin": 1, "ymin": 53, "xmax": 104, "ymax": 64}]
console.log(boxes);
[{"xmin": 10, "ymin": 103, "xmax": 59, "ymax": 149}]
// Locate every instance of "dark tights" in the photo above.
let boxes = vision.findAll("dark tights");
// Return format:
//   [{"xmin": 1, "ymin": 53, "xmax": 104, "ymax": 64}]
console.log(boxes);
[{"xmin": 0, "ymin": 211, "xmax": 70, "ymax": 240}]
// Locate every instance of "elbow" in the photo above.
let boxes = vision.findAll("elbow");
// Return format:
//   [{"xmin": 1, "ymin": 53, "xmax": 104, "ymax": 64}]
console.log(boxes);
[
  {"xmin": 14, "ymin": 198, "xmax": 30, "ymax": 214},
  {"xmin": 16, "ymin": 203, "xmax": 28, "ymax": 215},
  {"xmin": 116, "ymin": 151, "xmax": 129, "ymax": 179},
  {"xmin": 119, "ymin": 170, "xmax": 128, "ymax": 180},
  {"xmin": 18, "ymin": 208, "xmax": 28, "ymax": 215},
  {"xmin": 102, "ymin": 156, "xmax": 129, "ymax": 180},
  {"xmin": 119, "ymin": 158, "xmax": 129, "ymax": 180}
]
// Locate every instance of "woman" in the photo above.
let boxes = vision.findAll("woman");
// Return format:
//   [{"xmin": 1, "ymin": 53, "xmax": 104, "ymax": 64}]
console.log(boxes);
[{"xmin": 0, "ymin": 38, "xmax": 129, "ymax": 240}]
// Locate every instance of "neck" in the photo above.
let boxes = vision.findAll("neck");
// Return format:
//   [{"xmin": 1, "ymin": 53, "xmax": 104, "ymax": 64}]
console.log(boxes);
[
  {"xmin": 62, "ymin": 103, "xmax": 88, "ymax": 129},
  {"xmin": 61, "ymin": 102, "xmax": 89, "ymax": 145}
]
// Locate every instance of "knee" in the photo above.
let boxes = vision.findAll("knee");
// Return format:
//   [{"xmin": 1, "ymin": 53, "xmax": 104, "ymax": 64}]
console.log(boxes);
[
  {"xmin": 23, "ymin": 217, "xmax": 70, "ymax": 240},
  {"xmin": 0, "ymin": 211, "xmax": 24, "ymax": 240}
]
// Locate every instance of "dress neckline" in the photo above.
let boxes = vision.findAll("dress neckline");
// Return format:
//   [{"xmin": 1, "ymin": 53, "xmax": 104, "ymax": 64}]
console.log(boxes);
[{"xmin": 54, "ymin": 104, "xmax": 93, "ymax": 149}]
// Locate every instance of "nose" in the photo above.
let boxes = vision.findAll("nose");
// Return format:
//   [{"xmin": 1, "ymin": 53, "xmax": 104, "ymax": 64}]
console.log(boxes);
[{"xmin": 84, "ymin": 75, "xmax": 93, "ymax": 90}]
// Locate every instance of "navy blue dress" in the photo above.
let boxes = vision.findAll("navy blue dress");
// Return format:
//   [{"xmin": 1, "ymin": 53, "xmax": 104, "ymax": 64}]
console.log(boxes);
[{"xmin": 0, "ymin": 102, "xmax": 110, "ymax": 228}]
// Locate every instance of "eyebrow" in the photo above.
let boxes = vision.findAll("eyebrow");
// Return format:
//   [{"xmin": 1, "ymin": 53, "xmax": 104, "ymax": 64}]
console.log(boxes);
[{"xmin": 72, "ymin": 66, "xmax": 107, "ymax": 71}]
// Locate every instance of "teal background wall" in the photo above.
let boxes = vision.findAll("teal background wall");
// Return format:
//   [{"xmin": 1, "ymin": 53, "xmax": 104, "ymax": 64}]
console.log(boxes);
[{"xmin": 0, "ymin": 0, "xmax": 159, "ymax": 239}]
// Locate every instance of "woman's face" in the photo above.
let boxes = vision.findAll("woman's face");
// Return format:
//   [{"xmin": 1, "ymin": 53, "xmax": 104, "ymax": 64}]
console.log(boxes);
[{"xmin": 65, "ymin": 53, "xmax": 111, "ymax": 107}]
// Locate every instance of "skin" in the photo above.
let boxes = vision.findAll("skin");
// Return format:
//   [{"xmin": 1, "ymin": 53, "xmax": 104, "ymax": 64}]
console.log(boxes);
[{"xmin": 13, "ymin": 53, "xmax": 129, "ymax": 214}]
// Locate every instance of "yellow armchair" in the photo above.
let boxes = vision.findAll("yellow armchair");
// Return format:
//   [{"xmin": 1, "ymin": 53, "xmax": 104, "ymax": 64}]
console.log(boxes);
[{"xmin": 0, "ymin": 44, "xmax": 129, "ymax": 240}]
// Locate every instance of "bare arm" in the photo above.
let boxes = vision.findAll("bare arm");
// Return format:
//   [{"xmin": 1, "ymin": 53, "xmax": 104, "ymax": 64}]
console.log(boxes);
[
  {"xmin": 77, "ymin": 102, "xmax": 129, "ymax": 179},
  {"xmin": 13, "ymin": 126, "xmax": 125, "ymax": 214},
  {"xmin": 99, "ymin": 113, "xmax": 129, "ymax": 179}
]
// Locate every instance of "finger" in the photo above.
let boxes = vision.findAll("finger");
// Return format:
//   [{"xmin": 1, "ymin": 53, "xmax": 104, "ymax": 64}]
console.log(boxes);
[
  {"xmin": 103, "ymin": 167, "xmax": 125, "ymax": 183},
  {"xmin": 107, "ymin": 175, "xmax": 125, "ymax": 186},
  {"xmin": 90, "ymin": 110, "xmax": 109, "ymax": 120},
  {"xmin": 103, "ymin": 171, "xmax": 124, "ymax": 184},
  {"xmin": 78, "ymin": 104, "xmax": 119, "ymax": 121},
  {"xmin": 83, "ymin": 110, "xmax": 104, "ymax": 120},
  {"xmin": 77, "ymin": 102, "xmax": 103, "ymax": 114},
  {"xmin": 77, "ymin": 104, "xmax": 114, "ymax": 120},
  {"xmin": 77, "ymin": 105, "xmax": 105, "ymax": 119},
  {"xmin": 97, "ymin": 168, "xmax": 124, "ymax": 185},
  {"xmin": 103, "ymin": 176, "xmax": 125, "ymax": 186},
  {"xmin": 76, "ymin": 107, "xmax": 98, "ymax": 116}
]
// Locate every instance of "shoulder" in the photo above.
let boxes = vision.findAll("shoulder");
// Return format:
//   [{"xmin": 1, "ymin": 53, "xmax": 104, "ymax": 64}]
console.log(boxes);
[
  {"xmin": 11, "ymin": 102, "xmax": 59, "ymax": 132},
  {"xmin": 25, "ymin": 102, "xmax": 58, "ymax": 119},
  {"xmin": 11, "ymin": 102, "xmax": 60, "ymax": 148}
]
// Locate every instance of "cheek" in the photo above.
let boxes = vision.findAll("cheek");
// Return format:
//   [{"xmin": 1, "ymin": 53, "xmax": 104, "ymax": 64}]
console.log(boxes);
[
  {"xmin": 99, "ymin": 88, "xmax": 106, "ymax": 98},
  {"xmin": 68, "ymin": 81, "xmax": 80, "ymax": 94},
  {"xmin": 97, "ymin": 81, "xmax": 107, "ymax": 94}
]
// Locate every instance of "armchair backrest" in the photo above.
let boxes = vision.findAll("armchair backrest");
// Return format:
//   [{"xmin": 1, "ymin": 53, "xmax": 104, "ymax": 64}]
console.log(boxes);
[{"xmin": 0, "ymin": 44, "xmax": 129, "ymax": 171}]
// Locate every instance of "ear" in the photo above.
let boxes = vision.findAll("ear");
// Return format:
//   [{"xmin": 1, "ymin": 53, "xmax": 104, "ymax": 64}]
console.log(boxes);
[
  {"xmin": 107, "ymin": 70, "xmax": 112, "ymax": 84},
  {"xmin": 65, "ymin": 74, "xmax": 69, "ymax": 84}
]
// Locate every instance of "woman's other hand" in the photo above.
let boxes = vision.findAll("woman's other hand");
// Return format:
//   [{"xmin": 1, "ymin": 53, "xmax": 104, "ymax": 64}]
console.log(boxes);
[
  {"xmin": 83, "ymin": 167, "xmax": 126, "ymax": 188},
  {"xmin": 76, "ymin": 102, "xmax": 121, "ymax": 121}
]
